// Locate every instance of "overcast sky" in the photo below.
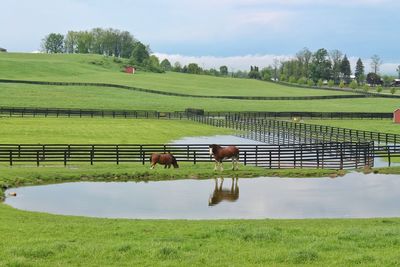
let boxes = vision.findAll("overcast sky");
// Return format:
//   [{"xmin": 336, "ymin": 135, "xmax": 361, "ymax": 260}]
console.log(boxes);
[{"xmin": 1, "ymin": 0, "xmax": 399, "ymax": 73}]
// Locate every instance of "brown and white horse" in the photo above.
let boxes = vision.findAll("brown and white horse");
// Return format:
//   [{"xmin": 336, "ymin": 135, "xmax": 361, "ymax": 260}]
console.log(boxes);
[
  {"xmin": 150, "ymin": 153, "xmax": 179, "ymax": 169},
  {"xmin": 209, "ymin": 144, "xmax": 239, "ymax": 171},
  {"xmin": 208, "ymin": 177, "xmax": 239, "ymax": 206}
]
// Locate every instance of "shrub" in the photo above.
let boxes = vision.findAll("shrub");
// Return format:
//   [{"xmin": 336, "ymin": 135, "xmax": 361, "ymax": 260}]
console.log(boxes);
[
  {"xmin": 376, "ymin": 85, "xmax": 383, "ymax": 93},
  {"xmin": 289, "ymin": 76, "xmax": 297, "ymax": 84},
  {"xmin": 307, "ymin": 80, "xmax": 314, "ymax": 87},
  {"xmin": 327, "ymin": 80, "xmax": 334, "ymax": 88},
  {"xmin": 363, "ymin": 85, "xmax": 370, "ymax": 92},
  {"xmin": 317, "ymin": 79, "xmax": 323, "ymax": 87},
  {"xmin": 350, "ymin": 80, "xmax": 358, "ymax": 90},
  {"xmin": 390, "ymin": 87, "xmax": 397, "ymax": 95},
  {"xmin": 297, "ymin": 77, "xmax": 307, "ymax": 85},
  {"xmin": 339, "ymin": 80, "xmax": 345, "ymax": 88}
]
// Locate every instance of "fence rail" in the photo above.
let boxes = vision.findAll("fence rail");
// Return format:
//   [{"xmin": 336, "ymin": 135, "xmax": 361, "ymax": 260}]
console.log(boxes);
[
  {"xmin": 0, "ymin": 143, "xmax": 373, "ymax": 169},
  {"xmin": 192, "ymin": 115, "xmax": 400, "ymax": 146},
  {"xmin": 0, "ymin": 106, "xmax": 393, "ymax": 120},
  {"xmin": 0, "ymin": 79, "xmax": 367, "ymax": 100}
]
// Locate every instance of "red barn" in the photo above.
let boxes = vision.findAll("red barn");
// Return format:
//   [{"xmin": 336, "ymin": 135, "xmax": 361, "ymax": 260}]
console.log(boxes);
[
  {"xmin": 125, "ymin": 66, "xmax": 135, "ymax": 74},
  {"xmin": 394, "ymin": 109, "xmax": 400, "ymax": 124}
]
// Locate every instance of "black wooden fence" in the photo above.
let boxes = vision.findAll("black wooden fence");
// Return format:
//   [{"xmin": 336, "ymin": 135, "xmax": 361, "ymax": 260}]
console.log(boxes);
[
  {"xmin": 0, "ymin": 106, "xmax": 393, "ymax": 120},
  {"xmin": 0, "ymin": 143, "xmax": 373, "ymax": 169},
  {"xmin": 191, "ymin": 115, "xmax": 400, "ymax": 146},
  {"xmin": 0, "ymin": 79, "xmax": 366, "ymax": 100}
]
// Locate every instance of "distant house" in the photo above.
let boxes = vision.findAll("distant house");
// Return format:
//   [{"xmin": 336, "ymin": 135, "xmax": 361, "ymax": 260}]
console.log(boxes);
[
  {"xmin": 0, "ymin": 47, "xmax": 7, "ymax": 52},
  {"xmin": 125, "ymin": 66, "xmax": 135, "ymax": 74},
  {"xmin": 394, "ymin": 109, "xmax": 400, "ymax": 124},
  {"xmin": 391, "ymin": 79, "xmax": 400, "ymax": 87}
]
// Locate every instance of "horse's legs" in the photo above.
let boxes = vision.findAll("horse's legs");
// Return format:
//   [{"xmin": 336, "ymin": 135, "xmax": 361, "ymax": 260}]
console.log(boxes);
[
  {"xmin": 164, "ymin": 164, "xmax": 167, "ymax": 169},
  {"xmin": 219, "ymin": 177, "xmax": 224, "ymax": 190},
  {"xmin": 150, "ymin": 163, "xmax": 155, "ymax": 169},
  {"xmin": 214, "ymin": 160, "xmax": 218, "ymax": 171},
  {"xmin": 234, "ymin": 156, "xmax": 239, "ymax": 170},
  {"xmin": 231, "ymin": 158, "xmax": 235, "ymax": 170},
  {"xmin": 220, "ymin": 161, "xmax": 224, "ymax": 171}
]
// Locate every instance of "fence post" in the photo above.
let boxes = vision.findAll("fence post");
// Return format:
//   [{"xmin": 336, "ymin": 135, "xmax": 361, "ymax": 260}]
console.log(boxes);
[
  {"xmin": 269, "ymin": 151, "xmax": 272, "ymax": 169},
  {"xmin": 36, "ymin": 151, "xmax": 40, "ymax": 167},
  {"xmin": 294, "ymin": 150, "xmax": 296, "ymax": 168},
  {"xmin": 388, "ymin": 146, "xmax": 391, "ymax": 167},
  {"xmin": 90, "ymin": 147, "xmax": 94, "ymax": 165},
  {"xmin": 340, "ymin": 143, "xmax": 344, "ymax": 170},
  {"xmin": 194, "ymin": 151, "xmax": 196, "ymax": 165},
  {"xmin": 64, "ymin": 150, "xmax": 67, "ymax": 166},
  {"xmin": 278, "ymin": 145, "xmax": 281, "ymax": 169},
  {"xmin": 244, "ymin": 151, "xmax": 247, "ymax": 166},
  {"xmin": 142, "ymin": 151, "xmax": 146, "ymax": 165},
  {"xmin": 9, "ymin": 151, "xmax": 13, "ymax": 166},
  {"xmin": 255, "ymin": 145, "xmax": 258, "ymax": 167},
  {"xmin": 116, "ymin": 145, "xmax": 119, "ymax": 165}
]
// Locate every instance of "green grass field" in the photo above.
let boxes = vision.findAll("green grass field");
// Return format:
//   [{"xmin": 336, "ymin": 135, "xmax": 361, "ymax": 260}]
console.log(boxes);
[
  {"xmin": 1, "ymin": 204, "xmax": 399, "ymax": 266},
  {"xmin": 0, "ymin": 117, "xmax": 232, "ymax": 143},
  {"xmin": 0, "ymin": 53, "xmax": 352, "ymax": 97},
  {"xmin": 1, "ymin": 83, "xmax": 400, "ymax": 112}
]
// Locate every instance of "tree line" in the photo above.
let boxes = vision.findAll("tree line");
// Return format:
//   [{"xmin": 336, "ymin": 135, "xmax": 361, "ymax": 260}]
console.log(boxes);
[{"xmin": 41, "ymin": 28, "xmax": 163, "ymax": 72}]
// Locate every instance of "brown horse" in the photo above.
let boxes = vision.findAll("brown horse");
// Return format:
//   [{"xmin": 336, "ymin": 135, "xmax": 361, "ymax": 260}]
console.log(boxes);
[
  {"xmin": 209, "ymin": 144, "xmax": 239, "ymax": 171},
  {"xmin": 208, "ymin": 177, "xmax": 239, "ymax": 206},
  {"xmin": 150, "ymin": 153, "xmax": 179, "ymax": 169}
]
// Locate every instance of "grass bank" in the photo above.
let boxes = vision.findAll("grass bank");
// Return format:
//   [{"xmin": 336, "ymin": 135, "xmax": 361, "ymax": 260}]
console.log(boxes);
[
  {"xmin": 0, "ymin": 118, "xmax": 232, "ymax": 143},
  {"xmin": 1, "ymin": 203, "xmax": 399, "ymax": 266}
]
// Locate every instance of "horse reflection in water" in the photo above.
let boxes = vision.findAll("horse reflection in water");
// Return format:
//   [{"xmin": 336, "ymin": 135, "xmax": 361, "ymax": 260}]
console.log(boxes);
[{"xmin": 208, "ymin": 177, "xmax": 239, "ymax": 206}]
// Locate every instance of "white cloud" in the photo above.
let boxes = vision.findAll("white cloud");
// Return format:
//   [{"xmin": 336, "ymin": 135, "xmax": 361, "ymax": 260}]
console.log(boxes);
[{"xmin": 155, "ymin": 52, "xmax": 292, "ymax": 71}]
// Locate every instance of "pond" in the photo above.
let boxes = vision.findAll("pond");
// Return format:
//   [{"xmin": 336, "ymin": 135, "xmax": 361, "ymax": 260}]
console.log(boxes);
[
  {"xmin": 170, "ymin": 135, "xmax": 265, "ymax": 145},
  {"xmin": 5, "ymin": 172, "xmax": 400, "ymax": 219}
]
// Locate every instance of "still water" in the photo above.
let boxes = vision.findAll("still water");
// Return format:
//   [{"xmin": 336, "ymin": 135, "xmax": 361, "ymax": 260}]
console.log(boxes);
[
  {"xmin": 170, "ymin": 135, "xmax": 265, "ymax": 145},
  {"xmin": 5, "ymin": 173, "xmax": 400, "ymax": 219}
]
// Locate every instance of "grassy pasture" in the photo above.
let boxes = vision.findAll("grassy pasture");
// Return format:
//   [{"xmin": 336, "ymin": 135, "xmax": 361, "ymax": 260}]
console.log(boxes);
[
  {"xmin": 0, "ymin": 53, "xmax": 351, "ymax": 97},
  {"xmin": 0, "ymin": 118, "xmax": 232, "ymax": 144},
  {"xmin": 1, "ymin": 203, "xmax": 400, "ymax": 266},
  {"xmin": 1, "ymin": 83, "xmax": 400, "ymax": 112}
]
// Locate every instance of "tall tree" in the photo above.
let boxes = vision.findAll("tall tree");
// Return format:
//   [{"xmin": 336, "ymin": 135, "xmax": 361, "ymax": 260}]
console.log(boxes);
[
  {"xmin": 130, "ymin": 42, "xmax": 150, "ymax": 64},
  {"xmin": 370, "ymin": 54, "xmax": 382, "ymax": 74},
  {"xmin": 173, "ymin": 62, "xmax": 182, "ymax": 72},
  {"xmin": 41, "ymin": 33, "xmax": 64, "ymax": 53},
  {"xmin": 367, "ymin": 72, "xmax": 381, "ymax": 86},
  {"xmin": 160, "ymin": 59, "xmax": 172, "ymax": 71},
  {"xmin": 219, "ymin": 66, "xmax": 228, "ymax": 76},
  {"xmin": 296, "ymin": 48, "xmax": 312, "ymax": 78},
  {"xmin": 310, "ymin": 48, "xmax": 332, "ymax": 82},
  {"xmin": 187, "ymin": 63, "xmax": 202, "ymax": 74},
  {"xmin": 397, "ymin": 65, "xmax": 400, "ymax": 79},
  {"xmin": 329, "ymin": 49, "xmax": 343, "ymax": 84},
  {"xmin": 354, "ymin": 58, "xmax": 365, "ymax": 84},
  {"xmin": 340, "ymin": 55, "xmax": 351, "ymax": 83},
  {"xmin": 64, "ymin": 31, "xmax": 78, "ymax": 53}
]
